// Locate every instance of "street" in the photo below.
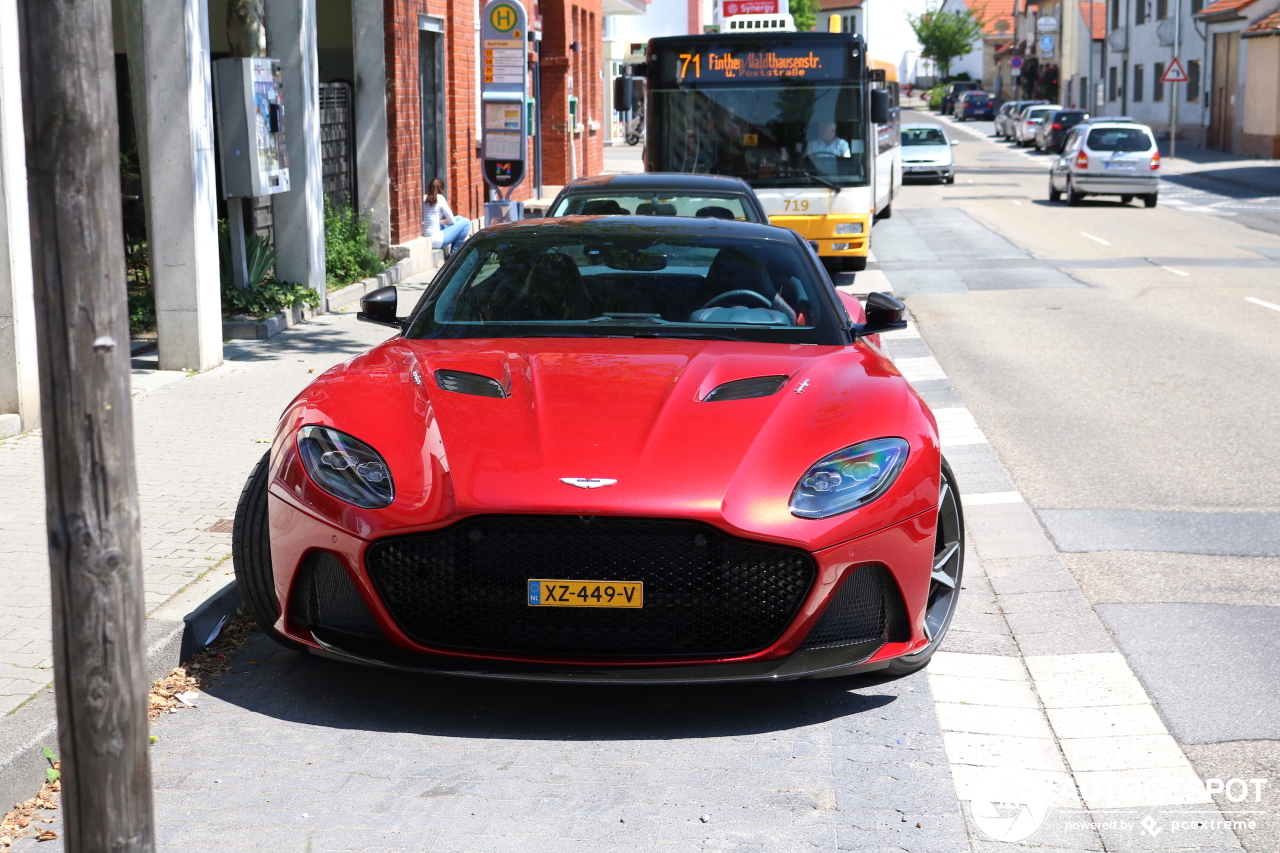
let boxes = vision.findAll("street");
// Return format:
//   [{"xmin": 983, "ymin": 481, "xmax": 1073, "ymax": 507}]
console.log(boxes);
[{"xmin": 2, "ymin": 127, "xmax": 1278, "ymax": 852}]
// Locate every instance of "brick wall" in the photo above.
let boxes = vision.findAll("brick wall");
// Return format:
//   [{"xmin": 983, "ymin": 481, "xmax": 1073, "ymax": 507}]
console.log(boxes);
[
  {"xmin": 385, "ymin": 0, "xmax": 603, "ymax": 231},
  {"xmin": 384, "ymin": 0, "xmax": 484, "ymax": 244}
]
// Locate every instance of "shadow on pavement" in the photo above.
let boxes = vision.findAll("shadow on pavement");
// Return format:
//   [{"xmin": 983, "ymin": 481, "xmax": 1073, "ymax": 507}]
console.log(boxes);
[{"xmin": 204, "ymin": 633, "xmax": 902, "ymax": 741}]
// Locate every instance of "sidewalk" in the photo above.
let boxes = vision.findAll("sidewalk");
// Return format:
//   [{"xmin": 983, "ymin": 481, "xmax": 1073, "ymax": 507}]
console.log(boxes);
[
  {"xmin": 0, "ymin": 275, "xmax": 431, "ymax": 792},
  {"xmin": 1158, "ymin": 139, "xmax": 1280, "ymax": 195}
]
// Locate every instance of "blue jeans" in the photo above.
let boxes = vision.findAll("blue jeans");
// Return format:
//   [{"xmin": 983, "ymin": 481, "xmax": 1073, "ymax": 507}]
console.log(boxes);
[{"xmin": 437, "ymin": 218, "xmax": 471, "ymax": 253}]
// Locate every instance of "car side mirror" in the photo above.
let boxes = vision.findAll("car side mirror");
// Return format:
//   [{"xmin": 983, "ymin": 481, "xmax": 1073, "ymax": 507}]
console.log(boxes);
[
  {"xmin": 357, "ymin": 285, "xmax": 405, "ymax": 330},
  {"xmin": 951, "ymin": 139, "xmax": 960, "ymax": 146},
  {"xmin": 870, "ymin": 89, "xmax": 891, "ymax": 125},
  {"xmin": 613, "ymin": 76, "xmax": 632, "ymax": 112},
  {"xmin": 855, "ymin": 292, "xmax": 907, "ymax": 337}
]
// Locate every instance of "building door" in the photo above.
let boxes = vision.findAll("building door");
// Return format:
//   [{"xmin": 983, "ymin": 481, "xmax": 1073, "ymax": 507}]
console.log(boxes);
[
  {"xmin": 419, "ymin": 28, "xmax": 445, "ymax": 232},
  {"xmin": 1208, "ymin": 31, "xmax": 1239, "ymax": 152}
]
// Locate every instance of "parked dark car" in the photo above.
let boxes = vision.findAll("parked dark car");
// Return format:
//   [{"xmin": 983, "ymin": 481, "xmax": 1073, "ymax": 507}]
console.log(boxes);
[
  {"xmin": 1034, "ymin": 110, "xmax": 1090, "ymax": 153},
  {"xmin": 995, "ymin": 99, "xmax": 1047, "ymax": 138},
  {"xmin": 548, "ymin": 173, "xmax": 769, "ymax": 224},
  {"xmin": 939, "ymin": 81, "xmax": 981, "ymax": 115},
  {"xmin": 954, "ymin": 91, "xmax": 995, "ymax": 121}
]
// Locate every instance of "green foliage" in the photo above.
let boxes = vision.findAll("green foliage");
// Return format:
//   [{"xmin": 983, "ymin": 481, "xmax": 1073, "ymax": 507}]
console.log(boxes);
[
  {"xmin": 324, "ymin": 199, "xmax": 388, "ymax": 286},
  {"xmin": 217, "ymin": 219, "xmax": 320, "ymax": 319},
  {"xmin": 789, "ymin": 0, "xmax": 820, "ymax": 33},
  {"xmin": 926, "ymin": 84, "xmax": 947, "ymax": 110},
  {"xmin": 907, "ymin": 3, "xmax": 985, "ymax": 80},
  {"xmin": 125, "ymin": 237, "xmax": 156, "ymax": 334},
  {"xmin": 42, "ymin": 746, "xmax": 59, "ymax": 784}
]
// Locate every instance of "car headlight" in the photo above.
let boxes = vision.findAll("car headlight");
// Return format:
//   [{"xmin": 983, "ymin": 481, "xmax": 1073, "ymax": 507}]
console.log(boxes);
[
  {"xmin": 789, "ymin": 438, "xmax": 909, "ymax": 519},
  {"xmin": 297, "ymin": 425, "xmax": 395, "ymax": 509},
  {"xmin": 834, "ymin": 222, "xmax": 864, "ymax": 235}
]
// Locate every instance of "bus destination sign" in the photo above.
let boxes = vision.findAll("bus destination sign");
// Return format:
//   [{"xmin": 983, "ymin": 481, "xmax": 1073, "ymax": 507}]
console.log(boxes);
[{"xmin": 660, "ymin": 44, "xmax": 849, "ymax": 83}]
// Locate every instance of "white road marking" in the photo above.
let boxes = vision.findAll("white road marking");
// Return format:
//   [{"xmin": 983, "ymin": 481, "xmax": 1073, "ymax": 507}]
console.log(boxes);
[
  {"xmin": 1010, "ymin": 199, "xmax": 1023, "ymax": 206},
  {"xmin": 1081, "ymin": 232, "xmax": 1111, "ymax": 246},
  {"xmin": 962, "ymin": 491, "xmax": 1025, "ymax": 505},
  {"xmin": 932, "ymin": 407, "xmax": 988, "ymax": 447},
  {"xmin": 1160, "ymin": 266, "xmax": 1190, "ymax": 277},
  {"xmin": 1245, "ymin": 296, "xmax": 1280, "ymax": 313},
  {"xmin": 894, "ymin": 356, "xmax": 947, "ymax": 383}
]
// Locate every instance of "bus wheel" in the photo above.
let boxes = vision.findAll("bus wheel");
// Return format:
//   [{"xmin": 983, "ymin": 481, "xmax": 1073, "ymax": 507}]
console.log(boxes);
[{"xmin": 878, "ymin": 200, "xmax": 893, "ymax": 220}]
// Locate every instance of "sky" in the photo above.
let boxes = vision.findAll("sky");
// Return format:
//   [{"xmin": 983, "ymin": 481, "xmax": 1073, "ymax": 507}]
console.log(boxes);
[{"xmin": 864, "ymin": 0, "xmax": 931, "ymax": 67}]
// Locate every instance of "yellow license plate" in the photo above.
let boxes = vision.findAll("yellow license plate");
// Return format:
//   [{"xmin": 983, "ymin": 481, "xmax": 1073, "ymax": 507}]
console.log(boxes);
[{"xmin": 527, "ymin": 579, "xmax": 643, "ymax": 608}]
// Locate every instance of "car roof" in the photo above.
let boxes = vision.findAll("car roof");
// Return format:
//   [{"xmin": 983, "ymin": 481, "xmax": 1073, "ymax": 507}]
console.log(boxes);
[
  {"xmin": 559, "ymin": 173, "xmax": 753, "ymax": 193},
  {"xmin": 478, "ymin": 215, "xmax": 800, "ymax": 243},
  {"xmin": 1082, "ymin": 116, "xmax": 1141, "ymax": 124},
  {"xmin": 902, "ymin": 122, "xmax": 947, "ymax": 130}
]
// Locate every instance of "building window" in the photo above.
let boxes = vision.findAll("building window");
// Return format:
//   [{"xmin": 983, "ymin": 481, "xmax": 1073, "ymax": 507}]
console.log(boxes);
[
  {"xmin": 1154, "ymin": 62, "xmax": 1165, "ymax": 101},
  {"xmin": 1112, "ymin": 0, "xmax": 1121, "ymax": 29},
  {"xmin": 1109, "ymin": 66, "xmax": 1118, "ymax": 101},
  {"xmin": 1134, "ymin": 65, "xmax": 1144, "ymax": 101},
  {"xmin": 1080, "ymin": 76, "xmax": 1089, "ymax": 110},
  {"xmin": 1191, "ymin": 0, "xmax": 1205, "ymax": 12},
  {"xmin": 1187, "ymin": 60, "xmax": 1201, "ymax": 100},
  {"xmin": 1135, "ymin": 0, "xmax": 1146, "ymax": 25},
  {"xmin": 1157, "ymin": 0, "xmax": 1169, "ymax": 18}
]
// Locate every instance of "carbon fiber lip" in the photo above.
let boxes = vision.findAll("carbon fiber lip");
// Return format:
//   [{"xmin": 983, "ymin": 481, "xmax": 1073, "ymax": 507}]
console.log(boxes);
[{"xmin": 307, "ymin": 632, "xmax": 887, "ymax": 684}]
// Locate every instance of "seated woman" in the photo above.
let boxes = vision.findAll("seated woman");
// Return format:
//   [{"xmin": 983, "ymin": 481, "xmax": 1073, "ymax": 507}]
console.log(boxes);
[{"xmin": 423, "ymin": 177, "xmax": 471, "ymax": 256}]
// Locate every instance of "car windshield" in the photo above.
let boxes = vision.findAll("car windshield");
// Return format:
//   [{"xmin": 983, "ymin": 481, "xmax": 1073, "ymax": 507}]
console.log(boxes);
[
  {"xmin": 550, "ymin": 192, "xmax": 761, "ymax": 222},
  {"xmin": 902, "ymin": 127, "xmax": 947, "ymax": 146},
  {"xmin": 964, "ymin": 94, "xmax": 990, "ymax": 104},
  {"xmin": 406, "ymin": 227, "xmax": 844, "ymax": 345},
  {"xmin": 1087, "ymin": 127, "xmax": 1154, "ymax": 151},
  {"xmin": 649, "ymin": 84, "xmax": 869, "ymax": 188}
]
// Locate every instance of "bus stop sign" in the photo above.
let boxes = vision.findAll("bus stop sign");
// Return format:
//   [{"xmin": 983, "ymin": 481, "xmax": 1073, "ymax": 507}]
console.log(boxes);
[{"xmin": 480, "ymin": 0, "xmax": 528, "ymax": 192}]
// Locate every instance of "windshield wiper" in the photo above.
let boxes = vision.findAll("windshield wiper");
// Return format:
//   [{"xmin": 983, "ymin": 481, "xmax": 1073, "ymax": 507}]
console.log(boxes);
[
  {"xmin": 584, "ymin": 315, "xmax": 669, "ymax": 324},
  {"xmin": 801, "ymin": 171, "xmax": 842, "ymax": 193},
  {"xmin": 632, "ymin": 331, "xmax": 741, "ymax": 341}
]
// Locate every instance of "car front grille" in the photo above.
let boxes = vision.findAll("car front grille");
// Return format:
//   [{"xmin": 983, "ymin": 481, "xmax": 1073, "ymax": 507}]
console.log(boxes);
[
  {"xmin": 364, "ymin": 515, "xmax": 816, "ymax": 658},
  {"xmin": 800, "ymin": 565, "xmax": 906, "ymax": 650}
]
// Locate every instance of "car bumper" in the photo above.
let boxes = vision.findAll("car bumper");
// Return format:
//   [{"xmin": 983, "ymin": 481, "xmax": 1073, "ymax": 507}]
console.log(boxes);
[
  {"xmin": 267, "ymin": 494, "xmax": 938, "ymax": 682},
  {"xmin": 903, "ymin": 165, "xmax": 952, "ymax": 179},
  {"xmin": 770, "ymin": 214, "xmax": 871, "ymax": 257},
  {"xmin": 1074, "ymin": 174, "xmax": 1159, "ymax": 195}
]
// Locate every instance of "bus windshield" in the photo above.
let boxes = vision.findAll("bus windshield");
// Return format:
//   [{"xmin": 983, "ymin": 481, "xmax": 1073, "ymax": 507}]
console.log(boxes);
[{"xmin": 649, "ymin": 84, "xmax": 868, "ymax": 188}]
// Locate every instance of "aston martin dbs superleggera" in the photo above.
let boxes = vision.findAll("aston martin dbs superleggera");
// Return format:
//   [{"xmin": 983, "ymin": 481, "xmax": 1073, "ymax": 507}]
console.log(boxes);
[{"xmin": 232, "ymin": 216, "xmax": 964, "ymax": 683}]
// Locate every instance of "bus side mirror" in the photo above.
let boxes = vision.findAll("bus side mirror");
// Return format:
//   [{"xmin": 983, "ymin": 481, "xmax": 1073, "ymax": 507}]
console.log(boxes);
[
  {"xmin": 870, "ymin": 89, "xmax": 891, "ymax": 124},
  {"xmin": 613, "ymin": 76, "xmax": 633, "ymax": 112}
]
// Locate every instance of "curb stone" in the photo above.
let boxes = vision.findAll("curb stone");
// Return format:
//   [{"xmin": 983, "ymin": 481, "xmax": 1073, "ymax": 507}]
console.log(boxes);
[{"xmin": 0, "ymin": 583, "xmax": 241, "ymax": 815}]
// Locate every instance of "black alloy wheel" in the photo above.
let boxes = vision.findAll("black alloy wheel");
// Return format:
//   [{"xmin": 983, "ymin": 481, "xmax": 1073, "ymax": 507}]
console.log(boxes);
[
  {"xmin": 233, "ymin": 451, "xmax": 305, "ymax": 651},
  {"xmin": 885, "ymin": 458, "xmax": 965, "ymax": 675}
]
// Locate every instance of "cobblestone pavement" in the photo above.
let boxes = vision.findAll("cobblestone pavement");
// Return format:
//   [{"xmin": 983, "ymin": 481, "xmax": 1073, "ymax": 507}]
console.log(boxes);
[
  {"xmin": 0, "ymin": 298, "xmax": 404, "ymax": 714},
  {"xmin": 128, "ymin": 639, "xmax": 966, "ymax": 853}
]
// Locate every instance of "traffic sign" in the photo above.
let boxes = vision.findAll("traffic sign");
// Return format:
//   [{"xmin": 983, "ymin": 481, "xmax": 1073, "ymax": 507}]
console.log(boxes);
[
  {"xmin": 1010, "ymin": 56, "xmax": 1024, "ymax": 69},
  {"xmin": 1039, "ymin": 34, "xmax": 1055, "ymax": 54},
  {"xmin": 480, "ymin": 0, "xmax": 528, "ymax": 192},
  {"xmin": 1161, "ymin": 57, "xmax": 1190, "ymax": 83}
]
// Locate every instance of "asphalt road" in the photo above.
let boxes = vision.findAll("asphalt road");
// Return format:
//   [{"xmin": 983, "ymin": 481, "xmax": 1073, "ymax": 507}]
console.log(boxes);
[{"xmin": 885, "ymin": 108, "xmax": 1280, "ymax": 852}]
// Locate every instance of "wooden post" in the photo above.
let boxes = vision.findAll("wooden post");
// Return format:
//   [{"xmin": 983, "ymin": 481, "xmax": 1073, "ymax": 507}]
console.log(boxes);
[{"xmin": 15, "ymin": 0, "xmax": 157, "ymax": 850}]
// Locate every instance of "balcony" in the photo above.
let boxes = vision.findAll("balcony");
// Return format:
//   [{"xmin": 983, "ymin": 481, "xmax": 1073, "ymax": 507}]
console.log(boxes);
[{"xmin": 1108, "ymin": 27, "xmax": 1128, "ymax": 51}]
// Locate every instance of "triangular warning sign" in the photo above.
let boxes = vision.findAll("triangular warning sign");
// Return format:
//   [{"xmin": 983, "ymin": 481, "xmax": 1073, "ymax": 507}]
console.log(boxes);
[{"xmin": 1161, "ymin": 58, "xmax": 1190, "ymax": 83}]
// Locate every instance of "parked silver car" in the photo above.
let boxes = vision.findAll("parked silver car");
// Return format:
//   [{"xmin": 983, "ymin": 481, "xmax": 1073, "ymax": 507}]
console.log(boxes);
[
  {"xmin": 995, "ymin": 99, "xmax": 1047, "ymax": 138},
  {"xmin": 1013, "ymin": 104, "xmax": 1061, "ymax": 147},
  {"xmin": 1049, "ymin": 119, "xmax": 1160, "ymax": 207}
]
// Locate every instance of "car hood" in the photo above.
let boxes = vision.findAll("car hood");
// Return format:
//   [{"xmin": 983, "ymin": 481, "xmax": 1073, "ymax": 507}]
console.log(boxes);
[
  {"xmin": 274, "ymin": 337, "xmax": 940, "ymax": 550},
  {"xmin": 903, "ymin": 145, "xmax": 953, "ymax": 162}
]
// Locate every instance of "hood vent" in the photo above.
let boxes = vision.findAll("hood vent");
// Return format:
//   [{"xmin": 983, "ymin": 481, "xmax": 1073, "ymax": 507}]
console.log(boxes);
[
  {"xmin": 434, "ymin": 370, "xmax": 507, "ymax": 398},
  {"xmin": 702, "ymin": 375, "xmax": 789, "ymax": 402}
]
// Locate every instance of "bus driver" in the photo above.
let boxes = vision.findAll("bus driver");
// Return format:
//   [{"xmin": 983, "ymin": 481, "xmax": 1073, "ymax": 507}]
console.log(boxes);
[{"xmin": 806, "ymin": 122, "xmax": 850, "ymax": 157}]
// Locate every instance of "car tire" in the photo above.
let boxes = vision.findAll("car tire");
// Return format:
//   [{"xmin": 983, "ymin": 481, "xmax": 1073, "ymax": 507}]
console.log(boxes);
[
  {"xmin": 1067, "ymin": 179, "xmax": 1084, "ymax": 206},
  {"xmin": 883, "ymin": 458, "xmax": 965, "ymax": 677},
  {"xmin": 1049, "ymin": 180, "xmax": 1062, "ymax": 202},
  {"xmin": 233, "ymin": 451, "xmax": 306, "ymax": 651},
  {"xmin": 944, "ymin": 175, "xmax": 955, "ymax": 184},
  {"xmin": 1121, "ymin": 194, "xmax": 1134, "ymax": 204},
  {"xmin": 1144, "ymin": 193, "xmax": 1158, "ymax": 208}
]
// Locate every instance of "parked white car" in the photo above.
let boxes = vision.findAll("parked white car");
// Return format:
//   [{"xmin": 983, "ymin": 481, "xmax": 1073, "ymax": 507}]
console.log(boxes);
[
  {"xmin": 900, "ymin": 123, "xmax": 959, "ymax": 184},
  {"xmin": 1013, "ymin": 104, "xmax": 1061, "ymax": 147}
]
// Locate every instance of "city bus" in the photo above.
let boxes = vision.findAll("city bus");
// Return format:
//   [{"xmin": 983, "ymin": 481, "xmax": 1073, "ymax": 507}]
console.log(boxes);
[{"xmin": 637, "ymin": 27, "xmax": 901, "ymax": 273}]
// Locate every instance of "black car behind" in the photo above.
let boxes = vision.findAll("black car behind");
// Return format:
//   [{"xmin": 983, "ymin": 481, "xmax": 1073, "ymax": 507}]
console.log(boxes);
[{"xmin": 1036, "ymin": 110, "xmax": 1090, "ymax": 152}]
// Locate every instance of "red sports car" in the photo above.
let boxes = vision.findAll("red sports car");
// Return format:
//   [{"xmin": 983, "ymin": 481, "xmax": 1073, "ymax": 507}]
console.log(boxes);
[{"xmin": 233, "ymin": 216, "xmax": 964, "ymax": 682}]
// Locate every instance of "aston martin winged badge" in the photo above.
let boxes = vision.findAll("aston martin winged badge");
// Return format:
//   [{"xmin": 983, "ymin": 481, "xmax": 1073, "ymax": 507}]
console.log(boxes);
[{"xmin": 560, "ymin": 477, "xmax": 618, "ymax": 489}]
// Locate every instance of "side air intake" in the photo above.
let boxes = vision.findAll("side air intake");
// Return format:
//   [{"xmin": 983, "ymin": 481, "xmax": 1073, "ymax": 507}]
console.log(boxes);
[
  {"xmin": 435, "ymin": 370, "xmax": 507, "ymax": 398},
  {"xmin": 702, "ymin": 375, "xmax": 789, "ymax": 402}
]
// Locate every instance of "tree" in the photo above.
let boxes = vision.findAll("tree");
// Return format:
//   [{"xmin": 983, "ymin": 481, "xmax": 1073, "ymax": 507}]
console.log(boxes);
[
  {"xmin": 907, "ymin": 2, "xmax": 986, "ymax": 80},
  {"xmin": 790, "ymin": 0, "xmax": 820, "ymax": 33}
]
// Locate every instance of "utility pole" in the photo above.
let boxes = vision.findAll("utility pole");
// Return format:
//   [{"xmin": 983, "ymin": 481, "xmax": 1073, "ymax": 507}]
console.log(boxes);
[
  {"xmin": 1171, "ymin": 0, "xmax": 1181, "ymax": 158},
  {"xmin": 15, "ymin": 0, "xmax": 157, "ymax": 849}
]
